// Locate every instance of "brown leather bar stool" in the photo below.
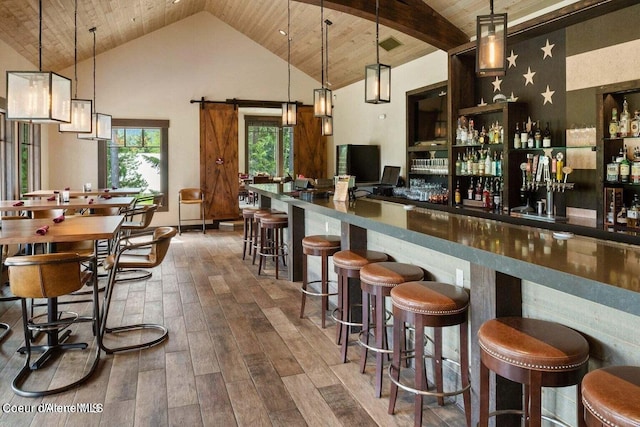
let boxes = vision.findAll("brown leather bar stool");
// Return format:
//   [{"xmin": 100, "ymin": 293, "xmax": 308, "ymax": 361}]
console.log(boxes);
[
  {"xmin": 332, "ymin": 249, "xmax": 388, "ymax": 363},
  {"xmin": 359, "ymin": 261, "xmax": 424, "ymax": 398},
  {"xmin": 242, "ymin": 207, "xmax": 259, "ymax": 260},
  {"xmin": 478, "ymin": 317, "xmax": 590, "ymax": 427},
  {"xmin": 252, "ymin": 209, "xmax": 281, "ymax": 265},
  {"xmin": 257, "ymin": 213, "xmax": 288, "ymax": 279},
  {"xmin": 582, "ymin": 365, "xmax": 640, "ymax": 427},
  {"xmin": 300, "ymin": 235, "xmax": 342, "ymax": 328},
  {"xmin": 388, "ymin": 281, "xmax": 471, "ymax": 427}
]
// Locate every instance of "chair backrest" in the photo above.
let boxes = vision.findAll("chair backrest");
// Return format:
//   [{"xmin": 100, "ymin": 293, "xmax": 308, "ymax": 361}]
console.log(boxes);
[
  {"xmin": 5, "ymin": 253, "xmax": 93, "ymax": 299},
  {"xmin": 125, "ymin": 204, "xmax": 157, "ymax": 229},
  {"xmin": 179, "ymin": 188, "xmax": 203, "ymax": 202},
  {"xmin": 32, "ymin": 209, "xmax": 65, "ymax": 219},
  {"xmin": 148, "ymin": 226, "xmax": 177, "ymax": 266}
]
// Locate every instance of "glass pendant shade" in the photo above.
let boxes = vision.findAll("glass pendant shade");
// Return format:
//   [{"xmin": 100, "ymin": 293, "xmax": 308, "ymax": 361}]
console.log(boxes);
[
  {"xmin": 78, "ymin": 113, "xmax": 112, "ymax": 140},
  {"xmin": 322, "ymin": 116, "xmax": 333, "ymax": 136},
  {"xmin": 314, "ymin": 88, "xmax": 332, "ymax": 117},
  {"xmin": 282, "ymin": 102, "xmax": 297, "ymax": 127},
  {"xmin": 59, "ymin": 98, "xmax": 93, "ymax": 132},
  {"xmin": 6, "ymin": 71, "xmax": 71, "ymax": 122},
  {"xmin": 365, "ymin": 63, "xmax": 391, "ymax": 104},
  {"xmin": 476, "ymin": 12, "xmax": 507, "ymax": 76}
]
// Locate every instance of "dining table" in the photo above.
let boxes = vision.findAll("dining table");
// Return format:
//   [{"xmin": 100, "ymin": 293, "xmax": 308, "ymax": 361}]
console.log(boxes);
[
  {"xmin": 0, "ymin": 214, "xmax": 124, "ymax": 369},
  {"xmin": 0, "ymin": 196, "xmax": 135, "ymax": 214},
  {"xmin": 22, "ymin": 187, "xmax": 141, "ymax": 198}
]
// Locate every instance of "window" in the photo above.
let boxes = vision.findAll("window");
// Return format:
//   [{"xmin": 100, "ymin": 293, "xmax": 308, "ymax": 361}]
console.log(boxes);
[
  {"xmin": 98, "ymin": 119, "xmax": 169, "ymax": 211},
  {"xmin": 245, "ymin": 116, "xmax": 293, "ymax": 177},
  {"xmin": 18, "ymin": 122, "xmax": 40, "ymax": 198}
]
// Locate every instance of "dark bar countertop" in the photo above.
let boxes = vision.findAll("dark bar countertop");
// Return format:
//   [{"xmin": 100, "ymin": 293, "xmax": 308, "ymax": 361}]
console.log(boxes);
[{"xmin": 249, "ymin": 183, "xmax": 640, "ymax": 316}]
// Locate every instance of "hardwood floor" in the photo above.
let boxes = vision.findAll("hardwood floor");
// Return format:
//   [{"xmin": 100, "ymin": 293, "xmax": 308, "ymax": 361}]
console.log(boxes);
[{"xmin": 0, "ymin": 228, "xmax": 466, "ymax": 426}]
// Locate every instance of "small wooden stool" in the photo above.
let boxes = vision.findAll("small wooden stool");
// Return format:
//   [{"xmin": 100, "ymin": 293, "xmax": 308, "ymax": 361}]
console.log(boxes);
[
  {"xmin": 300, "ymin": 235, "xmax": 341, "ymax": 328},
  {"xmin": 478, "ymin": 317, "xmax": 590, "ymax": 427},
  {"xmin": 242, "ymin": 207, "xmax": 259, "ymax": 260},
  {"xmin": 359, "ymin": 261, "xmax": 424, "ymax": 398},
  {"xmin": 582, "ymin": 365, "xmax": 640, "ymax": 427},
  {"xmin": 332, "ymin": 249, "xmax": 388, "ymax": 363},
  {"xmin": 388, "ymin": 281, "xmax": 471, "ymax": 427},
  {"xmin": 257, "ymin": 213, "xmax": 288, "ymax": 279}
]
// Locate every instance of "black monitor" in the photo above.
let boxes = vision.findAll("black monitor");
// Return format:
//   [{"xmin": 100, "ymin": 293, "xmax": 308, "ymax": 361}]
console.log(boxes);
[{"xmin": 379, "ymin": 166, "xmax": 401, "ymax": 186}]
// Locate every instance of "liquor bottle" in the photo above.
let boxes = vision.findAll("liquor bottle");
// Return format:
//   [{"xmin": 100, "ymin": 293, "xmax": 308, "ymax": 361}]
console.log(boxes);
[
  {"xmin": 468, "ymin": 180, "xmax": 474, "ymax": 200},
  {"xmin": 466, "ymin": 149, "xmax": 474, "ymax": 175},
  {"xmin": 467, "ymin": 119, "xmax": 474, "ymax": 144},
  {"xmin": 492, "ymin": 178, "xmax": 502, "ymax": 211},
  {"xmin": 534, "ymin": 121, "xmax": 542, "ymax": 148},
  {"xmin": 478, "ymin": 150, "xmax": 485, "ymax": 175},
  {"xmin": 455, "ymin": 153, "xmax": 462, "ymax": 175},
  {"xmin": 475, "ymin": 178, "xmax": 483, "ymax": 201},
  {"xmin": 521, "ymin": 121, "xmax": 529, "ymax": 148},
  {"xmin": 485, "ymin": 148, "xmax": 492, "ymax": 176},
  {"xmin": 620, "ymin": 98, "xmax": 630, "ymax": 137},
  {"xmin": 456, "ymin": 117, "xmax": 462, "ymax": 145},
  {"xmin": 478, "ymin": 126, "xmax": 486, "ymax": 145},
  {"xmin": 632, "ymin": 157, "xmax": 640, "ymax": 184},
  {"xmin": 607, "ymin": 156, "xmax": 620, "ymax": 182},
  {"xmin": 609, "ymin": 108, "xmax": 619, "ymax": 138},
  {"xmin": 513, "ymin": 122, "xmax": 521, "ymax": 149},
  {"xmin": 483, "ymin": 180, "xmax": 492, "ymax": 209},
  {"xmin": 543, "ymin": 122, "xmax": 552, "ymax": 148},
  {"xmin": 460, "ymin": 117, "xmax": 469, "ymax": 145},
  {"xmin": 496, "ymin": 152, "xmax": 503, "ymax": 177},
  {"xmin": 461, "ymin": 151, "xmax": 467, "ymax": 175},
  {"xmin": 455, "ymin": 180, "xmax": 462, "ymax": 206},
  {"xmin": 632, "ymin": 110, "xmax": 640, "ymax": 137},
  {"xmin": 628, "ymin": 194, "xmax": 639, "ymax": 228},
  {"xmin": 620, "ymin": 146, "xmax": 631, "ymax": 184}
]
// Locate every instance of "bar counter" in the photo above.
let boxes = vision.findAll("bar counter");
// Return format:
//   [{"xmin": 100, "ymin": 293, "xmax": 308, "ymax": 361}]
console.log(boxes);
[{"xmin": 250, "ymin": 182, "xmax": 640, "ymax": 426}]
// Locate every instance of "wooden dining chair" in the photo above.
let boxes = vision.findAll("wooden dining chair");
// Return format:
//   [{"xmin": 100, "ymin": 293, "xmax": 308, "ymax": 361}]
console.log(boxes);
[
  {"xmin": 100, "ymin": 226, "xmax": 177, "ymax": 354},
  {"xmin": 4, "ymin": 252, "xmax": 100, "ymax": 397}
]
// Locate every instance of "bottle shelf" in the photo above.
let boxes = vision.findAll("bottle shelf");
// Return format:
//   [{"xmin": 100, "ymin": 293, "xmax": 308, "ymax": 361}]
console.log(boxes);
[{"xmin": 408, "ymin": 143, "xmax": 448, "ymax": 152}]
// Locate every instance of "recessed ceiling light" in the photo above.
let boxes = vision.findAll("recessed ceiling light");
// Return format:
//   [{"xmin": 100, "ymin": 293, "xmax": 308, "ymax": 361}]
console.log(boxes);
[
  {"xmin": 279, "ymin": 29, "xmax": 287, "ymax": 36},
  {"xmin": 172, "ymin": 0, "xmax": 181, "ymax": 4}
]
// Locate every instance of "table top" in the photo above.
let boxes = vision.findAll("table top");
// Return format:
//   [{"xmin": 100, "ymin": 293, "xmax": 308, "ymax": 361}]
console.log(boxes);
[
  {"xmin": 0, "ymin": 197, "xmax": 135, "ymax": 212},
  {"xmin": 0, "ymin": 215, "xmax": 123, "ymax": 245},
  {"xmin": 22, "ymin": 188, "xmax": 141, "ymax": 198}
]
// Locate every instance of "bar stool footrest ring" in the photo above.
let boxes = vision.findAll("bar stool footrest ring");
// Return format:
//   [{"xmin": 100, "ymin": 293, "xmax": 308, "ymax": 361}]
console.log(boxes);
[
  {"xmin": 330, "ymin": 305, "xmax": 363, "ymax": 327},
  {"xmin": 486, "ymin": 409, "xmax": 571, "ymax": 427},
  {"xmin": 357, "ymin": 328, "xmax": 393, "ymax": 354},
  {"xmin": 388, "ymin": 363, "xmax": 470, "ymax": 399}
]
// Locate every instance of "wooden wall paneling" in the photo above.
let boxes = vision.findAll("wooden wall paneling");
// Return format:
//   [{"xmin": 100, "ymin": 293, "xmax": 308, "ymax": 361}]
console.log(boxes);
[
  {"xmin": 293, "ymin": 106, "xmax": 327, "ymax": 179},
  {"xmin": 200, "ymin": 103, "xmax": 240, "ymax": 221}
]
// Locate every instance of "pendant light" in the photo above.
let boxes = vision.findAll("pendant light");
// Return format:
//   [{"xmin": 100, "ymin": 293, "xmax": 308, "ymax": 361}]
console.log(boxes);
[
  {"xmin": 282, "ymin": 0, "xmax": 297, "ymax": 127},
  {"xmin": 321, "ymin": 19, "xmax": 333, "ymax": 136},
  {"xmin": 60, "ymin": 0, "xmax": 92, "ymax": 133},
  {"xmin": 476, "ymin": 0, "xmax": 507, "ymax": 77},
  {"xmin": 6, "ymin": 0, "xmax": 72, "ymax": 123},
  {"xmin": 78, "ymin": 27, "xmax": 112, "ymax": 141},
  {"xmin": 364, "ymin": 0, "xmax": 390, "ymax": 104},
  {"xmin": 313, "ymin": 0, "xmax": 331, "ymax": 118}
]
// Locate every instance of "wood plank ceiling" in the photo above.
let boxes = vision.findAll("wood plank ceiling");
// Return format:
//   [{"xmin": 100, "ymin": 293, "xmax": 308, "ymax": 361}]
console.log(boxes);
[{"xmin": 0, "ymin": 0, "xmax": 571, "ymax": 90}]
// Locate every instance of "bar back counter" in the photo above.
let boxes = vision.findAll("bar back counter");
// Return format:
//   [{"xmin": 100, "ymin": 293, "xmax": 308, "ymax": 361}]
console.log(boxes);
[{"xmin": 249, "ymin": 183, "xmax": 640, "ymax": 426}]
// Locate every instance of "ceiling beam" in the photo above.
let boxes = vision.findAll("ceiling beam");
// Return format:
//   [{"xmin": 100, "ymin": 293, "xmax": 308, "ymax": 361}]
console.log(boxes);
[{"xmin": 293, "ymin": 0, "xmax": 469, "ymax": 51}]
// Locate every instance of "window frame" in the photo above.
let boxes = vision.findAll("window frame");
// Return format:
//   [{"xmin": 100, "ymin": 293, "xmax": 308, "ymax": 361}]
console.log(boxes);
[
  {"xmin": 98, "ymin": 118, "xmax": 169, "ymax": 211},
  {"xmin": 244, "ymin": 115, "xmax": 292, "ymax": 177}
]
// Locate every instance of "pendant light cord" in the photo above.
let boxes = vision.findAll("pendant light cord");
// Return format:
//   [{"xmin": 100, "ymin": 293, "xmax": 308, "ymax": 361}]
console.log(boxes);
[
  {"xmin": 320, "ymin": 0, "xmax": 324, "ymax": 89},
  {"xmin": 375, "ymin": 0, "xmax": 379, "ymax": 64},
  {"xmin": 38, "ymin": 0, "xmax": 42, "ymax": 71},
  {"xmin": 287, "ymin": 0, "xmax": 291, "ymax": 103},
  {"xmin": 89, "ymin": 27, "xmax": 97, "ymax": 109},
  {"xmin": 73, "ymin": 0, "xmax": 78, "ymax": 97},
  {"xmin": 325, "ymin": 19, "xmax": 331, "ymax": 87}
]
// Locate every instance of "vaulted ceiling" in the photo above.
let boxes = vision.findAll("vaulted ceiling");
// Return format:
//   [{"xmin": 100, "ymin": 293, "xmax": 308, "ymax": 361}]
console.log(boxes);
[{"xmin": 0, "ymin": 0, "xmax": 572, "ymax": 89}]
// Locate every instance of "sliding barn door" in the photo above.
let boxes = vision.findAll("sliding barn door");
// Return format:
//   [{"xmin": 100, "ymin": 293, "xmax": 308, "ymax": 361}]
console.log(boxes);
[
  {"xmin": 200, "ymin": 103, "xmax": 239, "ymax": 220},
  {"xmin": 294, "ymin": 106, "xmax": 326, "ymax": 179}
]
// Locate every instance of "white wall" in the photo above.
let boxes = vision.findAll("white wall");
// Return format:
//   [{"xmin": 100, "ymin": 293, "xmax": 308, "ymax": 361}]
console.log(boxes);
[
  {"xmin": 41, "ymin": 12, "xmax": 318, "ymax": 226},
  {"xmin": 330, "ymin": 50, "xmax": 448, "ymax": 178}
]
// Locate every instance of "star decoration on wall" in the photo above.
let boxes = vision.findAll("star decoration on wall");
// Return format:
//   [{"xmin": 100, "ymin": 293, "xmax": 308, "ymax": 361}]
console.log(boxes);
[
  {"xmin": 541, "ymin": 85, "xmax": 555, "ymax": 105},
  {"xmin": 507, "ymin": 50, "xmax": 518, "ymax": 68},
  {"xmin": 541, "ymin": 39, "xmax": 555, "ymax": 59},
  {"xmin": 492, "ymin": 76, "xmax": 503, "ymax": 92},
  {"xmin": 478, "ymin": 98, "xmax": 487, "ymax": 107},
  {"xmin": 523, "ymin": 67, "xmax": 536, "ymax": 86},
  {"xmin": 509, "ymin": 92, "xmax": 519, "ymax": 102}
]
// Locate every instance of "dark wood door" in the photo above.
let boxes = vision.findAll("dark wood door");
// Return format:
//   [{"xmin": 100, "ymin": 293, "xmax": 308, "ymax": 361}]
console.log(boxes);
[
  {"xmin": 294, "ymin": 106, "xmax": 326, "ymax": 179},
  {"xmin": 200, "ymin": 103, "xmax": 239, "ymax": 220}
]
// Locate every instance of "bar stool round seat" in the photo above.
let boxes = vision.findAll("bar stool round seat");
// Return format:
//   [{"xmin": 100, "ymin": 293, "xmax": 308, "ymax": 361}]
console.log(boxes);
[
  {"xmin": 242, "ymin": 207, "xmax": 260, "ymax": 260},
  {"xmin": 358, "ymin": 261, "xmax": 424, "ymax": 398},
  {"xmin": 478, "ymin": 317, "xmax": 590, "ymax": 427},
  {"xmin": 252, "ymin": 209, "xmax": 283, "ymax": 265},
  {"xmin": 300, "ymin": 235, "xmax": 342, "ymax": 329},
  {"xmin": 582, "ymin": 365, "xmax": 640, "ymax": 427},
  {"xmin": 332, "ymin": 249, "xmax": 388, "ymax": 363},
  {"xmin": 257, "ymin": 213, "xmax": 288, "ymax": 279},
  {"xmin": 388, "ymin": 281, "xmax": 471, "ymax": 427}
]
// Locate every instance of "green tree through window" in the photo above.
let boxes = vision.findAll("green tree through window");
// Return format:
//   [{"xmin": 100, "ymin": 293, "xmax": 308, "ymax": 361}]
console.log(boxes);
[{"xmin": 245, "ymin": 116, "xmax": 293, "ymax": 177}]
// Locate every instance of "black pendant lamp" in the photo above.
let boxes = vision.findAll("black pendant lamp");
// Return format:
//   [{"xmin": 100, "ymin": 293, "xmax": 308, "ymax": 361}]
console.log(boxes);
[
  {"xmin": 476, "ymin": 0, "xmax": 507, "ymax": 76},
  {"xmin": 282, "ymin": 0, "xmax": 297, "ymax": 127},
  {"xmin": 321, "ymin": 19, "xmax": 333, "ymax": 136},
  {"xmin": 6, "ymin": 0, "xmax": 72, "ymax": 123},
  {"xmin": 60, "ymin": 0, "xmax": 93, "ymax": 133},
  {"xmin": 364, "ymin": 0, "xmax": 390, "ymax": 104},
  {"xmin": 78, "ymin": 27, "xmax": 112, "ymax": 141},
  {"xmin": 313, "ymin": 0, "xmax": 332, "ymax": 118}
]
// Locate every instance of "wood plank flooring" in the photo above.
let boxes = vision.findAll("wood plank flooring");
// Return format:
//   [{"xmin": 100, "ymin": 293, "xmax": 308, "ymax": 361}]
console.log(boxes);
[{"xmin": 0, "ymin": 228, "xmax": 466, "ymax": 426}]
